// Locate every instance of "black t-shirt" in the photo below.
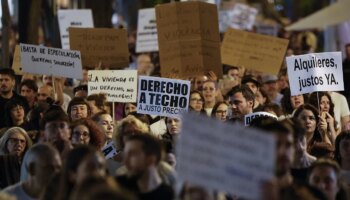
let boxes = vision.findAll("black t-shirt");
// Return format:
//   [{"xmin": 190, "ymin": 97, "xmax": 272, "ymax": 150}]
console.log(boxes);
[{"xmin": 138, "ymin": 183, "xmax": 174, "ymax": 200}]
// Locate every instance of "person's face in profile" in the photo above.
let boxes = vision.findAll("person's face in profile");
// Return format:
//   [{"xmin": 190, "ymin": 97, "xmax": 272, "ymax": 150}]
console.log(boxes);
[
  {"xmin": 230, "ymin": 92, "xmax": 252, "ymax": 118},
  {"xmin": 97, "ymin": 114, "xmax": 114, "ymax": 140}
]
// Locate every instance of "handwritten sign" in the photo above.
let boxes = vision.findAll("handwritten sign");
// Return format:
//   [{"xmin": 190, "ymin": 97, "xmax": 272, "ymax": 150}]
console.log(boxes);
[
  {"xmin": 229, "ymin": 3, "xmax": 257, "ymax": 30},
  {"xmin": 286, "ymin": 52, "xmax": 344, "ymax": 96},
  {"xmin": 136, "ymin": 8, "xmax": 158, "ymax": 53},
  {"xmin": 244, "ymin": 112, "xmax": 278, "ymax": 126},
  {"xmin": 69, "ymin": 27, "xmax": 129, "ymax": 69},
  {"xmin": 57, "ymin": 9, "xmax": 94, "ymax": 49},
  {"xmin": 20, "ymin": 43, "xmax": 83, "ymax": 79},
  {"xmin": 88, "ymin": 70, "xmax": 137, "ymax": 102},
  {"xmin": 156, "ymin": 1, "xmax": 222, "ymax": 79},
  {"xmin": 177, "ymin": 112, "xmax": 276, "ymax": 199},
  {"xmin": 221, "ymin": 28, "xmax": 289, "ymax": 75},
  {"xmin": 137, "ymin": 76, "xmax": 190, "ymax": 117}
]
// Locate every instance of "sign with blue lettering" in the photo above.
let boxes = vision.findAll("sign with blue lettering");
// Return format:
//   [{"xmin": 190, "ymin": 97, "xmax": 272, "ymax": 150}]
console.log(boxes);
[{"xmin": 137, "ymin": 76, "xmax": 190, "ymax": 117}]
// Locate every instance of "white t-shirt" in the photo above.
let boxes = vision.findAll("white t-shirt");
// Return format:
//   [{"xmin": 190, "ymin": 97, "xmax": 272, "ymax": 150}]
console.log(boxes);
[
  {"xmin": 330, "ymin": 92, "xmax": 350, "ymax": 129},
  {"xmin": 3, "ymin": 182, "xmax": 36, "ymax": 200}
]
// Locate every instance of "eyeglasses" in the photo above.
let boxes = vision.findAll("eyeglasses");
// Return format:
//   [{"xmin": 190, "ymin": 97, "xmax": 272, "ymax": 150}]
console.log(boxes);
[
  {"xmin": 190, "ymin": 98, "xmax": 204, "ymax": 103},
  {"xmin": 8, "ymin": 137, "xmax": 26, "ymax": 144},
  {"xmin": 72, "ymin": 131, "xmax": 90, "ymax": 139}
]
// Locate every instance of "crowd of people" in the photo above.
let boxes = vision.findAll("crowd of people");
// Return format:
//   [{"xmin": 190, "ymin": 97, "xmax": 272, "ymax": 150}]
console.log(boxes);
[{"xmin": 0, "ymin": 15, "xmax": 350, "ymax": 200}]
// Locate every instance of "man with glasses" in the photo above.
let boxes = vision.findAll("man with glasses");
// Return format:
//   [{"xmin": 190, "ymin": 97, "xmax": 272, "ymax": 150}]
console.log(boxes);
[{"xmin": 228, "ymin": 85, "xmax": 255, "ymax": 122}]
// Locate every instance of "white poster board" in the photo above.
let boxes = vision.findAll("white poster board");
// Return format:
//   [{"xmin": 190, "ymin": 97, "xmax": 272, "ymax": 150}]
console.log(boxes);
[
  {"xmin": 20, "ymin": 43, "xmax": 83, "ymax": 79},
  {"xmin": 58, "ymin": 9, "xmax": 94, "ymax": 49},
  {"xmin": 244, "ymin": 112, "xmax": 278, "ymax": 126},
  {"xmin": 88, "ymin": 70, "xmax": 137, "ymax": 103},
  {"xmin": 180, "ymin": 0, "xmax": 216, "ymax": 4},
  {"xmin": 137, "ymin": 76, "xmax": 190, "ymax": 117},
  {"xmin": 136, "ymin": 8, "xmax": 158, "ymax": 53},
  {"xmin": 177, "ymin": 112, "xmax": 276, "ymax": 199},
  {"xmin": 229, "ymin": 3, "xmax": 257, "ymax": 30},
  {"xmin": 286, "ymin": 52, "xmax": 343, "ymax": 96}
]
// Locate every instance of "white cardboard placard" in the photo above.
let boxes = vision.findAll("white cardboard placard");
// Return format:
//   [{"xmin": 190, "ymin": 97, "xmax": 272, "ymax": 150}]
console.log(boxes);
[{"xmin": 136, "ymin": 8, "xmax": 159, "ymax": 53}]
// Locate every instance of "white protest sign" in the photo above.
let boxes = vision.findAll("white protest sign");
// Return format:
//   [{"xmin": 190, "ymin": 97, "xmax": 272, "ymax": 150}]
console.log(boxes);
[
  {"xmin": 137, "ymin": 76, "xmax": 190, "ymax": 117},
  {"xmin": 88, "ymin": 70, "xmax": 137, "ymax": 103},
  {"xmin": 229, "ymin": 3, "xmax": 257, "ymax": 30},
  {"xmin": 101, "ymin": 141, "xmax": 119, "ymax": 160},
  {"xmin": 136, "ymin": 8, "xmax": 158, "ymax": 53},
  {"xmin": 20, "ymin": 43, "xmax": 83, "ymax": 79},
  {"xmin": 256, "ymin": 24, "xmax": 279, "ymax": 36},
  {"xmin": 286, "ymin": 52, "xmax": 343, "ymax": 96},
  {"xmin": 177, "ymin": 112, "xmax": 276, "ymax": 199},
  {"xmin": 244, "ymin": 112, "xmax": 278, "ymax": 126},
  {"xmin": 58, "ymin": 9, "xmax": 94, "ymax": 49}
]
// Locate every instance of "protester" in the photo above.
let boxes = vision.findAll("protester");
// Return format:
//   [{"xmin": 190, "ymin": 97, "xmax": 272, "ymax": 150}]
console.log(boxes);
[
  {"xmin": 67, "ymin": 97, "xmax": 91, "ymax": 122},
  {"xmin": 117, "ymin": 134, "xmax": 174, "ymax": 200},
  {"xmin": 123, "ymin": 103, "xmax": 137, "ymax": 117},
  {"xmin": 308, "ymin": 158, "xmax": 350, "ymax": 200},
  {"xmin": 192, "ymin": 74, "xmax": 208, "ymax": 91},
  {"xmin": 342, "ymin": 43, "xmax": 350, "ymax": 103},
  {"xmin": 281, "ymin": 89, "xmax": 307, "ymax": 117},
  {"xmin": 162, "ymin": 117, "xmax": 182, "ymax": 145},
  {"xmin": 329, "ymin": 91, "xmax": 350, "ymax": 131},
  {"xmin": 241, "ymin": 75, "xmax": 263, "ymax": 112},
  {"xmin": 4, "ymin": 99, "xmax": 30, "ymax": 130},
  {"xmin": 91, "ymin": 111, "xmax": 114, "ymax": 142},
  {"xmin": 293, "ymin": 104, "xmax": 334, "ymax": 158},
  {"xmin": 202, "ymin": 80, "xmax": 218, "ymax": 116},
  {"xmin": 86, "ymin": 93, "xmax": 109, "ymax": 115},
  {"xmin": 189, "ymin": 90, "xmax": 206, "ymax": 114},
  {"xmin": 37, "ymin": 85, "xmax": 55, "ymax": 103},
  {"xmin": 335, "ymin": 131, "xmax": 350, "ymax": 186},
  {"xmin": 228, "ymin": 85, "xmax": 255, "ymax": 122},
  {"xmin": 263, "ymin": 103, "xmax": 284, "ymax": 117},
  {"xmin": 3, "ymin": 143, "xmax": 62, "ymax": 200},
  {"xmin": 211, "ymin": 101, "xmax": 229, "ymax": 122},
  {"xmin": 261, "ymin": 74, "xmax": 283, "ymax": 105},
  {"xmin": 70, "ymin": 119, "xmax": 106, "ymax": 149},
  {"xmin": 0, "ymin": 68, "xmax": 29, "ymax": 129},
  {"xmin": 20, "ymin": 79, "xmax": 38, "ymax": 109}
]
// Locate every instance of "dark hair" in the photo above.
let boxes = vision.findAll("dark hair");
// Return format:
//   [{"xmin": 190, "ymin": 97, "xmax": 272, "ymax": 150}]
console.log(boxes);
[
  {"xmin": 125, "ymin": 134, "xmax": 163, "ymax": 164},
  {"xmin": 308, "ymin": 92, "xmax": 337, "ymax": 129},
  {"xmin": 262, "ymin": 103, "xmax": 283, "ymax": 117},
  {"xmin": 335, "ymin": 131, "xmax": 350, "ymax": 164},
  {"xmin": 294, "ymin": 104, "xmax": 319, "ymax": 125},
  {"xmin": 70, "ymin": 119, "xmax": 106, "ymax": 149},
  {"xmin": 228, "ymin": 84, "xmax": 255, "ymax": 103},
  {"xmin": 39, "ymin": 107, "xmax": 69, "ymax": 130},
  {"xmin": 4, "ymin": 99, "xmax": 27, "ymax": 127},
  {"xmin": 91, "ymin": 111, "xmax": 110, "ymax": 123},
  {"xmin": 128, "ymin": 112, "xmax": 151, "ymax": 125},
  {"xmin": 56, "ymin": 145, "xmax": 96, "ymax": 200},
  {"xmin": 122, "ymin": 103, "xmax": 137, "ymax": 118},
  {"xmin": 211, "ymin": 101, "xmax": 229, "ymax": 118},
  {"xmin": 67, "ymin": 97, "xmax": 91, "ymax": 121},
  {"xmin": 281, "ymin": 89, "xmax": 308, "ymax": 115},
  {"xmin": 20, "ymin": 79, "xmax": 38, "ymax": 93},
  {"xmin": 189, "ymin": 90, "xmax": 206, "ymax": 114},
  {"xmin": 251, "ymin": 117, "xmax": 293, "ymax": 136},
  {"xmin": 0, "ymin": 68, "xmax": 15, "ymax": 79},
  {"xmin": 87, "ymin": 94, "xmax": 107, "ymax": 110}
]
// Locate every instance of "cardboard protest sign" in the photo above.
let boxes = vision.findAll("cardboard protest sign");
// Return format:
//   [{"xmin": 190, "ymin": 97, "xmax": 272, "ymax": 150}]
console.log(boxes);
[
  {"xmin": 286, "ymin": 52, "xmax": 343, "ymax": 96},
  {"xmin": 244, "ymin": 112, "xmax": 278, "ymax": 126},
  {"xmin": 57, "ymin": 9, "xmax": 94, "ymax": 49},
  {"xmin": 69, "ymin": 27, "xmax": 129, "ymax": 69},
  {"xmin": 12, "ymin": 45, "xmax": 23, "ymax": 75},
  {"xmin": 156, "ymin": 1, "xmax": 222, "ymax": 79},
  {"xmin": 221, "ymin": 28, "xmax": 289, "ymax": 75},
  {"xmin": 136, "ymin": 8, "xmax": 158, "ymax": 53},
  {"xmin": 137, "ymin": 76, "xmax": 190, "ymax": 117},
  {"xmin": 178, "ymin": 112, "xmax": 276, "ymax": 199},
  {"xmin": 88, "ymin": 70, "xmax": 137, "ymax": 102},
  {"xmin": 101, "ymin": 141, "xmax": 119, "ymax": 160},
  {"xmin": 20, "ymin": 43, "xmax": 83, "ymax": 79}
]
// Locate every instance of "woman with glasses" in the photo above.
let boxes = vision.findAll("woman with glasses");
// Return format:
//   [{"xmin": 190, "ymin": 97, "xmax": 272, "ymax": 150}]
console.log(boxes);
[
  {"xmin": 189, "ymin": 90, "xmax": 206, "ymax": 115},
  {"xmin": 211, "ymin": 101, "xmax": 229, "ymax": 122},
  {"xmin": 0, "ymin": 127, "xmax": 32, "ymax": 189},
  {"xmin": 70, "ymin": 119, "xmax": 106, "ymax": 150}
]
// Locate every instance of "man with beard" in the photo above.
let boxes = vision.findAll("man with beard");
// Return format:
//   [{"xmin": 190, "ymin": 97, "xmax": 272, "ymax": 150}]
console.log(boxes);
[
  {"xmin": 0, "ymin": 68, "xmax": 29, "ymax": 128},
  {"xmin": 39, "ymin": 107, "xmax": 73, "ymax": 158},
  {"xmin": 116, "ymin": 134, "xmax": 174, "ymax": 200},
  {"xmin": 228, "ymin": 85, "xmax": 254, "ymax": 122}
]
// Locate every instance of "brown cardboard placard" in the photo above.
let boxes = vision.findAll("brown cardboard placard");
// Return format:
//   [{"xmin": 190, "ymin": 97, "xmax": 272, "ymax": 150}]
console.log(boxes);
[
  {"xmin": 221, "ymin": 28, "xmax": 289, "ymax": 75},
  {"xmin": 12, "ymin": 45, "xmax": 24, "ymax": 75},
  {"xmin": 156, "ymin": 1, "xmax": 222, "ymax": 79},
  {"xmin": 69, "ymin": 27, "xmax": 129, "ymax": 69}
]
